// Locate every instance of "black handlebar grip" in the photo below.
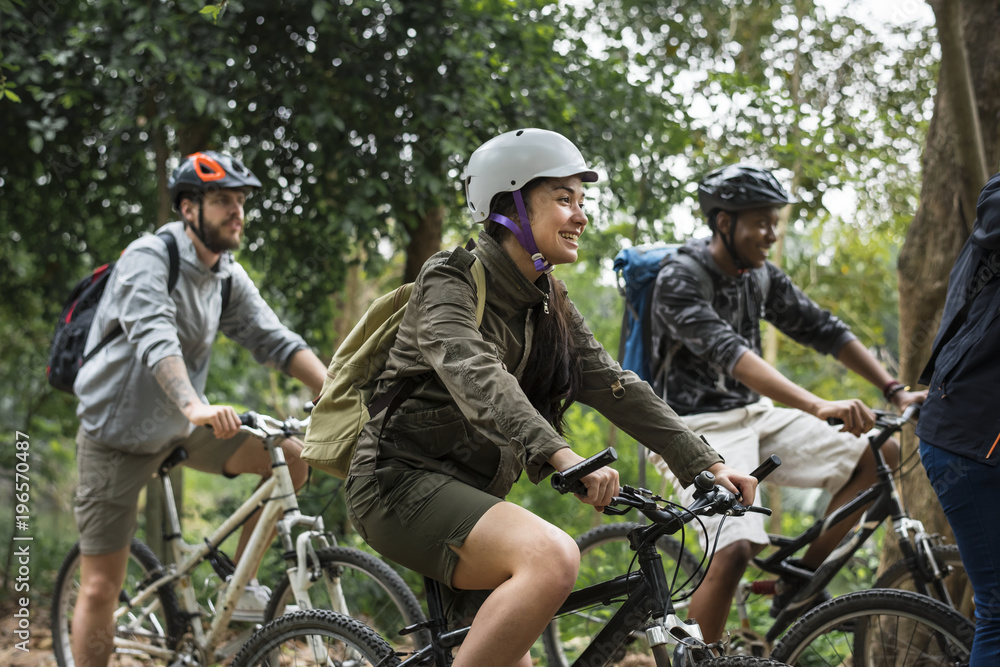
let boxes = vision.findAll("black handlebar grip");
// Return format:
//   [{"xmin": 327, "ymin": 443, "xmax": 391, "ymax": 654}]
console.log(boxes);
[
  {"xmin": 551, "ymin": 447, "xmax": 618, "ymax": 495},
  {"xmin": 238, "ymin": 412, "xmax": 255, "ymax": 427},
  {"xmin": 826, "ymin": 417, "xmax": 844, "ymax": 425},
  {"xmin": 749, "ymin": 454, "xmax": 781, "ymax": 482}
]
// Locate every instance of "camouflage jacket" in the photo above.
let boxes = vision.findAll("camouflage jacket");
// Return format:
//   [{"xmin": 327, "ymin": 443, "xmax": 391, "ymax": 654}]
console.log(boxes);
[
  {"xmin": 350, "ymin": 232, "xmax": 721, "ymax": 497},
  {"xmin": 650, "ymin": 238, "xmax": 856, "ymax": 415}
]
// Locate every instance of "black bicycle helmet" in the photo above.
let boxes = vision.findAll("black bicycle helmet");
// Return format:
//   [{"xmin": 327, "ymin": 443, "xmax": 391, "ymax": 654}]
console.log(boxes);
[
  {"xmin": 168, "ymin": 150, "xmax": 262, "ymax": 210},
  {"xmin": 697, "ymin": 163, "xmax": 794, "ymax": 219}
]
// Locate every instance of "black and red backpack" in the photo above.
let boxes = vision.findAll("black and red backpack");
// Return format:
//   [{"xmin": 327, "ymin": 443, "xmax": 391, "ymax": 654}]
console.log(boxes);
[{"xmin": 47, "ymin": 231, "xmax": 183, "ymax": 394}]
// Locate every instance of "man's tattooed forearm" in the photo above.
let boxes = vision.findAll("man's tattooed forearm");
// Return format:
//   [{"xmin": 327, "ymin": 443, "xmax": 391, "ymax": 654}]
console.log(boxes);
[{"xmin": 152, "ymin": 356, "xmax": 200, "ymax": 409}]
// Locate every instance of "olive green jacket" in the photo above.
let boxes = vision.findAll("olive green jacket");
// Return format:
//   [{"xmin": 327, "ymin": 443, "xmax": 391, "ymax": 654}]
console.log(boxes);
[{"xmin": 351, "ymin": 232, "xmax": 722, "ymax": 498}]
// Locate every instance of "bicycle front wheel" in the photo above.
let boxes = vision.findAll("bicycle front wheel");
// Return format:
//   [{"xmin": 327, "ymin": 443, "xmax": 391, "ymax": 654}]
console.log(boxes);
[
  {"xmin": 52, "ymin": 539, "xmax": 185, "ymax": 667},
  {"xmin": 770, "ymin": 588, "xmax": 974, "ymax": 665},
  {"xmin": 231, "ymin": 609, "xmax": 401, "ymax": 666},
  {"xmin": 875, "ymin": 543, "xmax": 974, "ymax": 619},
  {"xmin": 543, "ymin": 521, "xmax": 703, "ymax": 667},
  {"xmin": 264, "ymin": 545, "xmax": 428, "ymax": 651}
]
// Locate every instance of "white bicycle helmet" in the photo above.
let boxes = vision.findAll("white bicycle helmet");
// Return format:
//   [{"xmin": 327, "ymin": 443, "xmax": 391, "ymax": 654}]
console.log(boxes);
[{"xmin": 463, "ymin": 128, "xmax": 599, "ymax": 223}]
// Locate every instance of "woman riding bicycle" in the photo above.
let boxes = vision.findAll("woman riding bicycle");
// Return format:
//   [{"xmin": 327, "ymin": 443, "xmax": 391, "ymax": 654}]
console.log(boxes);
[{"xmin": 341, "ymin": 128, "xmax": 757, "ymax": 667}]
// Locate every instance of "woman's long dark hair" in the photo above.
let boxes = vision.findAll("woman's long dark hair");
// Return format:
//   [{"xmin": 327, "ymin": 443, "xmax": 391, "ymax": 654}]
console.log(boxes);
[{"xmin": 486, "ymin": 180, "xmax": 584, "ymax": 434}]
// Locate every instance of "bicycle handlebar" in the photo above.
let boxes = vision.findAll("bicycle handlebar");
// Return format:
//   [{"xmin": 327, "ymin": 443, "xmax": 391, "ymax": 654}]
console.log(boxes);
[
  {"xmin": 550, "ymin": 447, "xmax": 619, "ymax": 496},
  {"xmin": 552, "ymin": 447, "xmax": 777, "ymax": 530},
  {"xmin": 235, "ymin": 410, "xmax": 310, "ymax": 440},
  {"xmin": 826, "ymin": 403, "xmax": 921, "ymax": 430}
]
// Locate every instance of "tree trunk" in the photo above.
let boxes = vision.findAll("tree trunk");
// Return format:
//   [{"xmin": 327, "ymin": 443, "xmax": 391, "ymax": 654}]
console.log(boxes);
[
  {"xmin": 145, "ymin": 122, "xmax": 218, "ymax": 561},
  {"xmin": 894, "ymin": 0, "xmax": 1000, "ymax": 563},
  {"xmin": 404, "ymin": 205, "xmax": 445, "ymax": 283}
]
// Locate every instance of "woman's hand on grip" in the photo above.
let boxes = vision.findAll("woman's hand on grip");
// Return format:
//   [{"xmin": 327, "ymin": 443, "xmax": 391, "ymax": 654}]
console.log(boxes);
[{"xmin": 549, "ymin": 447, "xmax": 620, "ymax": 512}]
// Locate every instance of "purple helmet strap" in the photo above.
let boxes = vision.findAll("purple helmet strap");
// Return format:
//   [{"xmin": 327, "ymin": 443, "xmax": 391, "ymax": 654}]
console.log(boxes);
[{"xmin": 487, "ymin": 189, "xmax": 552, "ymax": 273}]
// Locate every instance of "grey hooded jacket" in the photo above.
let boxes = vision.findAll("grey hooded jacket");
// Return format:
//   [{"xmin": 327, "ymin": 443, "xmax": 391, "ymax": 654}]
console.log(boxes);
[
  {"xmin": 650, "ymin": 237, "xmax": 856, "ymax": 416},
  {"xmin": 351, "ymin": 232, "xmax": 721, "ymax": 498},
  {"xmin": 75, "ymin": 221, "xmax": 309, "ymax": 454}
]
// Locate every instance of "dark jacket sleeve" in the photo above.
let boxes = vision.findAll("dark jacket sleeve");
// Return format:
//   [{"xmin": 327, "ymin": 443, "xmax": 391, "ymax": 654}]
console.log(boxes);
[{"xmin": 763, "ymin": 267, "xmax": 856, "ymax": 357}]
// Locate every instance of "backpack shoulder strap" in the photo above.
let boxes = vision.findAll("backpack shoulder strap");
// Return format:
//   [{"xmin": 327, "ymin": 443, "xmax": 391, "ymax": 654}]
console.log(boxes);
[
  {"xmin": 220, "ymin": 276, "xmax": 233, "ymax": 314},
  {"xmin": 156, "ymin": 230, "xmax": 180, "ymax": 293},
  {"xmin": 369, "ymin": 246, "xmax": 487, "ymax": 422},
  {"xmin": 670, "ymin": 251, "xmax": 714, "ymax": 302},
  {"xmin": 447, "ymin": 245, "xmax": 487, "ymax": 327},
  {"xmin": 752, "ymin": 264, "xmax": 771, "ymax": 301}
]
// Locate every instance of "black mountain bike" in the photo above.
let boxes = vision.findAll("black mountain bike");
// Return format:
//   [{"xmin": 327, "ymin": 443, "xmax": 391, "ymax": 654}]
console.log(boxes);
[
  {"xmin": 548, "ymin": 404, "xmax": 970, "ymax": 660},
  {"xmin": 230, "ymin": 447, "xmax": 791, "ymax": 666}
]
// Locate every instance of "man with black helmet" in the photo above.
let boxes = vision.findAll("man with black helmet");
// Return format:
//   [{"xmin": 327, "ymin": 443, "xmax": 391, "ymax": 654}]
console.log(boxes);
[
  {"xmin": 646, "ymin": 163, "xmax": 924, "ymax": 641},
  {"xmin": 71, "ymin": 151, "xmax": 326, "ymax": 666}
]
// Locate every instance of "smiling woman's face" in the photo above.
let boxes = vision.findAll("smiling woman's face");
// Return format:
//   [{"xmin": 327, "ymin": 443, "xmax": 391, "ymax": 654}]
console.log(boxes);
[{"xmin": 527, "ymin": 175, "xmax": 589, "ymax": 267}]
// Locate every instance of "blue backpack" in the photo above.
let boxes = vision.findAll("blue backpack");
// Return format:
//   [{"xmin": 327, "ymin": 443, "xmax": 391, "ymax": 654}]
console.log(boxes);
[
  {"xmin": 614, "ymin": 245, "xmax": 682, "ymax": 383},
  {"xmin": 614, "ymin": 244, "xmax": 719, "ymax": 385}
]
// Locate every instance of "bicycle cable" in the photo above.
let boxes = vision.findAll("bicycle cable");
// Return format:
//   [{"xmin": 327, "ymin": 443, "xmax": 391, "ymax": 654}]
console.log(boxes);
[{"xmin": 661, "ymin": 496, "xmax": 715, "ymax": 602}]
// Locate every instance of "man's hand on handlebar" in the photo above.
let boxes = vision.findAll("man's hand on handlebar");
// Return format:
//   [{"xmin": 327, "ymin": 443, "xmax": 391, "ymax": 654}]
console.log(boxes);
[
  {"xmin": 184, "ymin": 403, "xmax": 243, "ymax": 439},
  {"xmin": 706, "ymin": 462, "xmax": 758, "ymax": 505},
  {"xmin": 890, "ymin": 387, "xmax": 926, "ymax": 413},
  {"xmin": 815, "ymin": 398, "xmax": 876, "ymax": 437}
]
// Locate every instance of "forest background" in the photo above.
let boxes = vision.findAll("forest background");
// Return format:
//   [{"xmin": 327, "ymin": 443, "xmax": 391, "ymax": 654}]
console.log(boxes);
[{"xmin": 1, "ymin": 0, "xmax": 996, "ymax": 660}]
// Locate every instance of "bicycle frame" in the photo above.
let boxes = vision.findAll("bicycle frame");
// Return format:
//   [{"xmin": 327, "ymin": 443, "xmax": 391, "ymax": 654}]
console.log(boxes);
[
  {"xmin": 399, "ymin": 504, "xmax": 725, "ymax": 667},
  {"xmin": 111, "ymin": 417, "xmax": 335, "ymax": 662},
  {"xmin": 757, "ymin": 409, "xmax": 950, "ymax": 641}
]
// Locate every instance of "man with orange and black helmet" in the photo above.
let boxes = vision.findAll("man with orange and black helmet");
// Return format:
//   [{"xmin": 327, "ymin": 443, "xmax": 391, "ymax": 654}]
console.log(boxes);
[
  {"xmin": 71, "ymin": 151, "xmax": 326, "ymax": 667},
  {"xmin": 646, "ymin": 163, "xmax": 924, "ymax": 642}
]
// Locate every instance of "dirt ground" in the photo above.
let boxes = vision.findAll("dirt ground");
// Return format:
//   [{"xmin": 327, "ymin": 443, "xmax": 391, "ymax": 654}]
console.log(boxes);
[{"xmin": 0, "ymin": 597, "xmax": 57, "ymax": 666}]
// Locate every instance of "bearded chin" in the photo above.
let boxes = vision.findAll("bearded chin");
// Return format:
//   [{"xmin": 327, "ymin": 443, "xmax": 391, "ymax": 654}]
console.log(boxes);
[{"xmin": 203, "ymin": 226, "xmax": 241, "ymax": 253}]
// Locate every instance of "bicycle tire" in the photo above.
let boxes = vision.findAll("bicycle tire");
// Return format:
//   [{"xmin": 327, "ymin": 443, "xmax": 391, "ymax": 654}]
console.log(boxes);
[
  {"xmin": 52, "ymin": 538, "xmax": 185, "ymax": 667},
  {"xmin": 543, "ymin": 521, "xmax": 703, "ymax": 667},
  {"xmin": 231, "ymin": 608, "xmax": 401, "ymax": 666},
  {"xmin": 874, "ymin": 543, "xmax": 974, "ymax": 618},
  {"xmin": 264, "ymin": 545, "xmax": 429, "ymax": 651},
  {"xmin": 769, "ymin": 588, "xmax": 974, "ymax": 665}
]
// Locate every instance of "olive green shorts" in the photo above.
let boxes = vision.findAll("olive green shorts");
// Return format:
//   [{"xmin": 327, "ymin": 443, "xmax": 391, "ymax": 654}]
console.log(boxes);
[
  {"xmin": 346, "ymin": 467, "xmax": 501, "ymax": 615},
  {"xmin": 74, "ymin": 426, "xmax": 250, "ymax": 556}
]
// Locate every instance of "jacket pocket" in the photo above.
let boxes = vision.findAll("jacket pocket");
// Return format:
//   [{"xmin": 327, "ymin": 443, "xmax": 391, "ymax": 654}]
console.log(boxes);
[{"xmin": 389, "ymin": 403, "xmax": 472, "ymax": 460}]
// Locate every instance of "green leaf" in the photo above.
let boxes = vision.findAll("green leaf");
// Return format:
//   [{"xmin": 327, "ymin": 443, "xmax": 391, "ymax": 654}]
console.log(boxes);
[
  {"xmin": 312, "ymin": 1, "xmax": 328, "ymax": 22},
  {"xmin": 132, "ymin": 41, "xmax": 166, "ymax": 63},
  {"xmin": 3, "ymin": 89, "xmax": 21, "ymax": 103},
  {"xmin": 200, "ymin": 5, "xmax": 221, "ymax": 22}
]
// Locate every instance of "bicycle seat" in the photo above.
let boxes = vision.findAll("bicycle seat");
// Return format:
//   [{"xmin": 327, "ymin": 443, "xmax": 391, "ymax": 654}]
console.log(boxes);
[{"xmin": 158, "ymin": 447, "xmax": 189, "ymax": 476}]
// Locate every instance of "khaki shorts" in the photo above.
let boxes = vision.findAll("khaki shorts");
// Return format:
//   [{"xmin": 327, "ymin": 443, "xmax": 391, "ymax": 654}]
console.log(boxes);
[
  {"xmin": 74, "ymin": 426, "xmax": 250, "ymax": 556},
  {"xmin": 647, "ymin": 398, "xmax": 870, "ymax": 553},
  {"xmin": 346, "ymin": 468, "xmax": 501, "ymax": 622}
]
